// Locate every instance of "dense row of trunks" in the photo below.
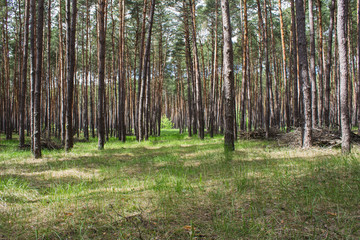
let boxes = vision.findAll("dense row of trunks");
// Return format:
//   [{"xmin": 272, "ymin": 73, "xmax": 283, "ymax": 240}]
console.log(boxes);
[{"xmin": 0, "ymin": 0, "xmax": 358, "ymax": 155}]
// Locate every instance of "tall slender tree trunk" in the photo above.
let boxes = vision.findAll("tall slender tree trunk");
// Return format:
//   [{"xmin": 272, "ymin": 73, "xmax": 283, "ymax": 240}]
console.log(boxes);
[
  {"xmin": 58, "ymin": 0, "xmax": 66, "ymax": 144},
  {"xmin": 30, "ymin": 0, "xmax": 36, "ymax": 152},
  {"xmin": 19, "ymin": 0, "xmax": 30, "ymax": 148},
  {"xmin": 210, "ymin": 0, "xmax": 218, "ymax": 138},
  {"xmin": 309, "ymin": 0, "xmax": 317, "ymax": 128},
  {"xmin": 46, "ymin": 0, "xmax": 51, "ymax": 139},
  {"xmin": 357, "ymin": 0, "xmax": 360, "ymax": 134},
  {"xmin": 296, "ymin": 0, "xmax": 312, "ymax": 148},
  {"xmin": 65, "ymin": 0, "xmax": 77, "ymax": 151},
  {"xmin": 278, "ymin": 0, "xmax": 290, "ymax": 131},
  {"xmin": 98, "ymin": 0, "xmax": 106, "ymax": 149},
  {"xmin": 291, "ymin": 0, "xmax": 299, "ymax": 127},
  {"xmin": 324, "ymin": 0, "xmax": 336, "ymax": 127},
  {"xmin": 264, "ymin": 0, "xmax": 270, "ymax": 138},
  {"xmin": 118, "ymin": 0, "xmax": 126, "ymax": 142},
  {"xmin": 157, "ymin": 24, "xmax": 164, "ymax": 136},
  {"xmin": 317, "ymin": 0, "xmax": 324, "ymax": 126},
  {"xmin": 183, "ymin": 0, "xmax": 193, "ymax": 137},
  {"xmin": 240, "ymin": 0, "xmax": 248, "ymax": 132},
  {"xmin": 189, "ymin": 0, "xmax": 204, "ymax": 139},
  {"xmin": 256, "ymin": 0, "xmax": 264, "ymax": 130},
  {"xmin": 138, "ymin": 0, "xmax": 155, "ymax": 141},
  {"xmin": 136, "ymin": 0, "xmax": 148, "ymax": 140},
  {"xmin": 3, "ymin": 1, "xmax": 11, "ymax": 141},
  {"xmin": 268, "ymin": 1, "xmax": 280, "ymax": 128},
  {"xmin": 16, "ymin": 0, "xmax": 23, "ymax": 140},
  {"xmin": 34, "ymin": 0, "xmax": 45, "ymax": 158},
  {"xmin": 338, "ymin": 0, "xmax": 351, "ymax": 153},
  {"xmin": 132, "ymin": 17, "xmax": 140, "ymax": 136},
  {"xmin": 89, "ymin": 40, "xmax": 95, "ymax": 139},
  {"xmin": 83, "ymin": 0, "xmax": 89, "ymax": 141},
  {"xmin": 145, "ymin": 53, "xmax": 151, "ymax": 140},
  {"xmin": 221, "ymin": 0, "xmax": 235, "ymax": 151}
]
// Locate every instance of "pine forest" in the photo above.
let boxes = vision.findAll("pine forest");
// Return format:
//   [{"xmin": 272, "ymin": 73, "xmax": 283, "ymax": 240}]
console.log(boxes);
[{"xmin": 1, "ymin": 0, "xmax": 360, "ymax": 238}]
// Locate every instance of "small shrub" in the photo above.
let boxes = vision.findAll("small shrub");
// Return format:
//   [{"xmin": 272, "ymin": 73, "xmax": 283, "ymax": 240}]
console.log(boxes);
[{"xmin": 161, "ymin": 115, "xmax": 174, "ymax": 129}]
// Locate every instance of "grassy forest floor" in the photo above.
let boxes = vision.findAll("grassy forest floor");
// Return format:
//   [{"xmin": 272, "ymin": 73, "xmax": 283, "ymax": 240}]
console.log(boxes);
[{"xmin": 1, "ymin": 130, "xmax": 360, "ymax": 239}]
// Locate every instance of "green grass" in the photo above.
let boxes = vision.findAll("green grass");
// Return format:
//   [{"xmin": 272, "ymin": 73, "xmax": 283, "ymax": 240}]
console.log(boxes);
[{"xmin": 1, "ymin": 130, "xmax": 360, "ymax": 239}]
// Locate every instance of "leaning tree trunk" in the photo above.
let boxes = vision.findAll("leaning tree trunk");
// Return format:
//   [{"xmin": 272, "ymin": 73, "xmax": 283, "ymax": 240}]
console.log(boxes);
[
  {"xmin": 221, "ymin": 0, "xmax": 235, "ymax": 151},
  {"xmin": 296, "ymin": 0, "xmax": 312, "ymax": 148},
  {"xmin": 19, "ymin": 0, "xmax": 30, "ymax": 148},
  {"xmin": 338, "ymin": 0, "xmax": 351, "ymax": 153},
  {"xmin": 34, "ymin": 0, "xmax": 45, "ymax": 158},
  {"xmin": 98, "ymin": 0, "xmax": 106, "ymax": 149}
]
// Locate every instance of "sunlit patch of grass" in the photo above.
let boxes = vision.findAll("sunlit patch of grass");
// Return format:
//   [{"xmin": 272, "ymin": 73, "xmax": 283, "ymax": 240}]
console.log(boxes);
[{"xmin": 1, "ymin": 131, "xmax": 360, "ymax": 239}]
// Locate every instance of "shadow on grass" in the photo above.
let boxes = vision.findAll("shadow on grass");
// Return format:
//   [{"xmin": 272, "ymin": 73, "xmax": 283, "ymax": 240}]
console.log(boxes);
[{"xmin": 1, "ymin": 143, "xmax": 359, "ymax": 239}]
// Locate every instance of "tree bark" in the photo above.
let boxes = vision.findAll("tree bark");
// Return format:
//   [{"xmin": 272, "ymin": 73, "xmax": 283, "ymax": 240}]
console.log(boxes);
[
  {"xmin": 19, "ymin": 0, "xmax": 30, "ymax": 148},
  {"xmin": 324, "ymin": 0, "xmax": 336, "ymax": 127},
  {"xmin": 58, "ymin": 0, "xmax": 66, "ymax": 144},
  {"xmin": 291, "ymin": 0, "xmax": 299, "ymax": 127},
  {"xmin": 296, "ymin": 0, "xmax": 312, "ymax": 148},
  {"xmin": 338, "ymin": 0, "xmax": 351, "ymax": 153},
  {"xmin": 183, "ymin": 0, "xmax": 193, "ymax": 137},
  {"xmin": 264, "ymin": 0, "xmax": 270, "ymax": 138},
  {"xmin": 138, "ymin": 0, "xmax": 155, "ymax": 141},
  {"xmin": 189, "ymin": 0, "xmax": 204, "ymax": 139},
  {"xmin": 240, "ymin": 0, "xmax": 248, "ymax": 132},
  {"xmin": 34, "ymin": 0, "xmax": 45, "ymax": 158},
  {"xmin": 357, "ymin": 0, "xmax": 360, "ymax": 134},
  {"xmin": 309, "ymin": 0, "xmax": 317, "ymax": 128},
  {"xmin": 3, "ymin": 1, "xmax": 11, "ymax": 141},
  {"xmin": 98, "ymin": 0, "xmax": 106, "ymax": 149},
  {"xmin": 46, "ymin": 0, "xmax": 51, "ymax": 139},
  {"xmin": 65, "ymin": 0, "xmax": 77, "ymax": 151},
  {"xmin": 118, "ymin": 0, "xmax": 126, "ymax": 142},
  {"xmin": 256, "ymin": 0, "xmax": 264, "ymax": 130},
  {"xmin": 221, "ymin": 0, "xmax": 235, "ymax": 151},
  {"xmin": 278, "ymin": 0, "xmax": 290, "ymax": 131},
  {"xmin": 136, "ymin": 0, "xmax": 148, "ymax": 140},
  {"xmin": 317, "ymin": 0, "xmax": 324, "ymax": 127},
  {"xmin": 210, "ymin": 0, "xmax": 218, "ymax": 138},
  {"xmin": 83, "ymin": 0, "xmax": 89, "ymax": 141},
  {"xmin": 30, "ymin": 0, "xmax": 36, "ymax": 152}
]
